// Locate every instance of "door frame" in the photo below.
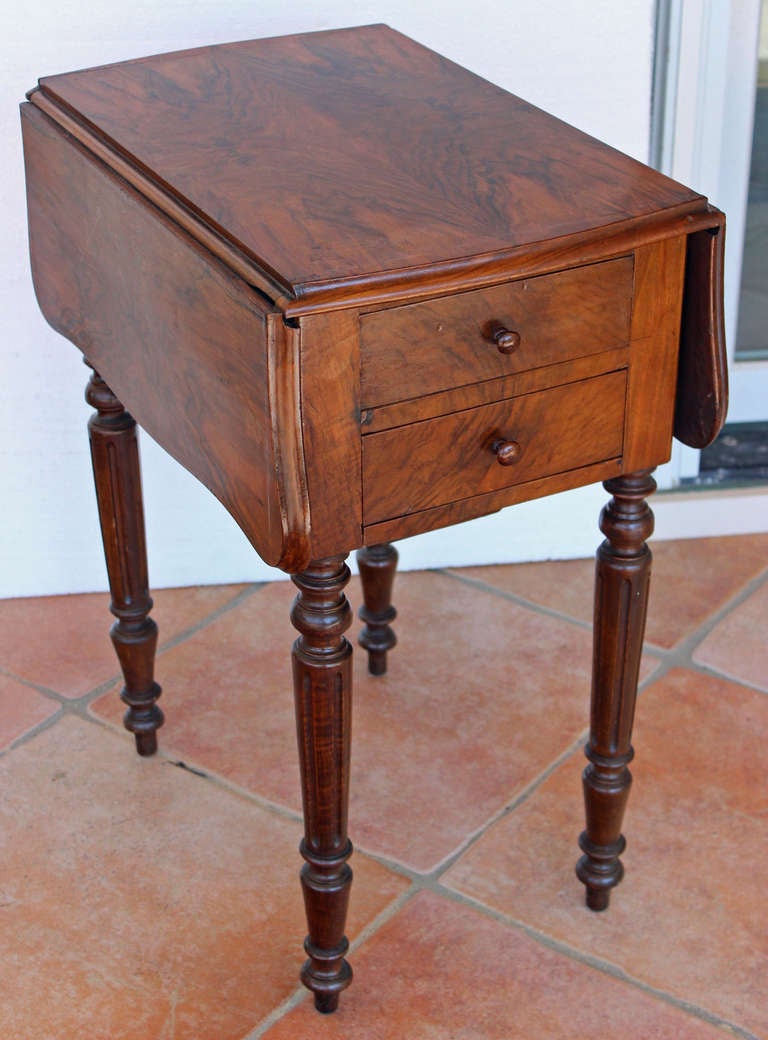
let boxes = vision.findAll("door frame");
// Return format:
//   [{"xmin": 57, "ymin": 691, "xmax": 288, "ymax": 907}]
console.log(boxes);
[
  {"xmin": 647, "ymin": 0, "xmax": 768, "ymax": 539},
  {"xmin": 654, "ymin": 0, "xmax": 764, "ymax": 484}
]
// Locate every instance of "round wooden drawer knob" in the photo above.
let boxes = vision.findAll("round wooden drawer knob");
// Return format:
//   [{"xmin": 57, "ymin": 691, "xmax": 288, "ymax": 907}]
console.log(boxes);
[
  {"xmin": 491, "ymin": 326, "xmax": 521, "ymax": 354},
  {"xmin": 492, "ymin": 438, "xmax": 522, "ymax": 465}
]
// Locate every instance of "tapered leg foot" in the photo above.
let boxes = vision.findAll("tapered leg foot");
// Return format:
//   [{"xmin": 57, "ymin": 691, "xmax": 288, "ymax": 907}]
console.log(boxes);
[
  {"xmin": 291, "ymin": 556, "xmax": 354, "ymax": 1012},
  {"xmin": 86, "ymin": 365, "xmax": 163, "ymax": 756},
  {"xmin": 314, "ymin": 992, "xmax": 341, "ymax": 1015},
  {"xmin": 356, "ymin": 543, "xmax": 398, "ymax": 675},
  {"xmin": 577, "ymin": 470, "xmax": 655, "ymax": 910}
]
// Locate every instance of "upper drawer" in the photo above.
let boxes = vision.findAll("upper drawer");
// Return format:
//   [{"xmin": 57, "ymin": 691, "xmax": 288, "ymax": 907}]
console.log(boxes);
[{"xmin": 360, "ymin": 256, "xmax": 633, "ymax": 407}]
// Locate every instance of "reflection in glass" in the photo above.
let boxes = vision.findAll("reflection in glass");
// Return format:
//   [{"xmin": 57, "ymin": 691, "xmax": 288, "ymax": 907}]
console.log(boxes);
[{"xmin": 736, "ymin": 0, "xmax": 768, "ymax": 360}]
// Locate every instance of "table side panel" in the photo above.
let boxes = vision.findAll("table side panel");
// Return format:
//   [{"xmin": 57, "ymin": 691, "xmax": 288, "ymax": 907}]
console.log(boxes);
[
  {"xmin": 623, "ymin": 235, "xmax": 687, "ymax": 471},
  {"xmin": 360, "ymin": 257, "xmax": 633, "ymax": 407},
  {"xmin": 21, "ymin": 102, "xmax": 293, "ymax": 568},
  {"xmin": 266, "ymin": 315, "xmax": 313, "ymax": 571},
  {"xmin": 297, "ymin": 310, "xmax": 363, "ymax": 559}
]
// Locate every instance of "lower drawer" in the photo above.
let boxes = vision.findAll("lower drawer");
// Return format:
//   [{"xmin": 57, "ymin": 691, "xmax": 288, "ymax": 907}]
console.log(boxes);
[{"xmin": 362, "ymin": 370, "xmax": 627, "ymax": 524}]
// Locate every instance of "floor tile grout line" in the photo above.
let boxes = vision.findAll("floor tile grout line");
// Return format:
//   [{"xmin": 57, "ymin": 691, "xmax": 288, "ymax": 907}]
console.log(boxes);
[
  {"xmin": 73, "ymin": 664, "xmax": 663, "ymax": 884},
  {"xmin": 71, "ymin": 580, "xmax": 270, "ymax": 705},
  {"xmin": 11, "ymin": 613, "xmax": 684, "ymax": 874},
  {"xmin": 674, "ymin": 566, "xmax": 768, "ymax": 658},
  {"xmin": 51, "ymin": 692, "xmax": 592, "ymax": 893},
  {"xmin": 241, "ymin": 883, "xmax": 424, "ymax": 1038},
  {"xmin": 236, "ymin": 556, "xmax": 763, "ymax": 1031},
  {"xmin": 5, "ymin": 562, "xmax": 756, "ymax": 837},
  {"xmin": 437, "ymin": 565, "xmax": 703, "ymax": 661},
  {"xmin": 153, "ymin": 581, "xmax": 268, "ymax": 656},
  {"xmin": 0, "ymin": 665, "xmax": 81, "ymax": 704},
  {"xmin": 638, "ymin": 565, "xmax": 768, "ymax": 693},
  {"xmin": 1, "ymin": 586, "xmax": 761, "ymax": 1040},
  {"xmin": 3, "ymin": 690, "xmax": 589, "ymax": 896},
  {"xmin": 0, "ymin": 703, "xmax": 65, "ymax": 759},
  {"xmin": 240, "ymin": 864, "xmax": 758, "ymax": 1039},
  {"xmin": 0, "ymin": 581, "xmax": 269, "ymax": 717},
  {"xmin": 4, "ymin": 561, "xmax": 765, "ymax": 1035},
  {"xmin": 427, "ymin": 884, "xmax": 760, "ymax": 1040},
  {"xmin": 328, "ymin": 584, "xmax": 706, "ymax": 886},
  {"xmin": 53, "ymin": 693, "xmax": 603, "ymax": 902},
  {"xmin": 0, "ymin": 670, "xmax": 131, "ymax": 759},
  {"xmin": 8, "ymin": 685, "xmax": 705, "ymax": 1040},
  {"xmin": 241, "ymin": 985, "xmax": 309, "ymax": 1039},
  {"xmin": 425, "ymin": 731, "xmax": 592, "ymax": 882},
  {"xmin": 683, "ymin": 658, "xmax": 768, "ymax": 697},
  {"xmin": 0, "ymin": 666, "xmax": 148, "ymax": 757},
  {"xmin": 37, "ymin": 575, "xmax": 759, "ymax": 1035},
  {"xmin": 6, "ymin": 547, "xmax": 763, "ymax": 703},
  {"xmin": 440, "ymin": 555, "xmax": 768, "ymax": 665},
  {"xmin": 436, "ymin": 566, "xmax": 596, "ymax": 633},
  {"xmin": 157, "ymin": 757, "xmax": 307, "ymax": 825},
  {"xmin": 58, "ymin": 705, "xmax": 315, "ymax": 826},
  {"xmin": 0, "ymin": 679, "xmax": 312, "ymax": 829},
  {"xmin": 45, "ymin": 699, "xmax": 666, "ymax": 1040},
  {"xmin": 5, "ymin": 556, "xmax": 761, "ymax": 748},
  {"xmin": 439, "ymin": 561, "xmax": 768, "ymax": 704},
  {"xmin": 347, "ymin": 883, "xmax": 422, "ymax": 954},
  {"xmin": 23, "ymin": 688, "xmax": 595, "ymax": 876}
]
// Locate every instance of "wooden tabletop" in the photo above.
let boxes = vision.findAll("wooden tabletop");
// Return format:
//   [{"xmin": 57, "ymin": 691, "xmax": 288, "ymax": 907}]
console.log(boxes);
[{"xmin": 34, "ymin": 25, "xmax": 705, "ymax": 304}]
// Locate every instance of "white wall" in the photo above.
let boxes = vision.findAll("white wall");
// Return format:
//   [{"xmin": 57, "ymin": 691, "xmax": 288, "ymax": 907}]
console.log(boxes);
[{"xmin": 2, "ymin": 1, "xmax": 657, "ymax": 597}]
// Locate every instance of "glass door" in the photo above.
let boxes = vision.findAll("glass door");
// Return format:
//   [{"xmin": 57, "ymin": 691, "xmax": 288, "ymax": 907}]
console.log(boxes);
[
  {"xmin": 735, "ymin": 1, "xmax": 768, "ymax": 368},
  {"xmin": 654, "ymin": 0, "xmax": 768, "ymax": 487},
  {"xmin": 700, "ymin": 0, "xmax": 768, "ymax": 482}
]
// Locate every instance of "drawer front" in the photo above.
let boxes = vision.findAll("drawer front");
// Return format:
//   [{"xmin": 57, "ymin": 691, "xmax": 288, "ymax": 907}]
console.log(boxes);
[
  {"xmin": 360, "ymin": 257, "xmax": 633, "ymax": 407},
  {"xmin": 363, "ymin": 370, "xmax": 626, "ymax": 524}
]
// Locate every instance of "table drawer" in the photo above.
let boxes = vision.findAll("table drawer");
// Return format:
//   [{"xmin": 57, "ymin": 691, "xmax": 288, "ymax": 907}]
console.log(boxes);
[
  {"xmin": 363, "ymin": 370, "xmax": 626, "ymax": 524},
  {"xmin": 360, "ymin": 257, "xmax": 633, "ymax": 407}
]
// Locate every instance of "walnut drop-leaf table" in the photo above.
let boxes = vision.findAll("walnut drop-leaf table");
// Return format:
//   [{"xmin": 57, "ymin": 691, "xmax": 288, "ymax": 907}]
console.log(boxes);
[{"xmin": 21, "ymin": 24, "xmax": 727, "ymax": 1014}]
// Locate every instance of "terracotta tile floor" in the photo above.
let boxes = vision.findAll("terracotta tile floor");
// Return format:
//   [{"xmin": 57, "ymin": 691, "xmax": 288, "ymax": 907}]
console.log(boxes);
[{"xmin": 0, "ymin": 533, "xmax": 765, "ymax": 1039}]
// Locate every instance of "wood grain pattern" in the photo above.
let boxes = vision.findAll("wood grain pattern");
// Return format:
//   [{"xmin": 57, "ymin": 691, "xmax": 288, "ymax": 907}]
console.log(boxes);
[
  {"xmin": 21, "ymin": 24, "xmax": 730, "ymax": 1015},
  {"xmin": 86, "ymin": 368, "xmax": 163, "ymax": 756},
  {"xmin": 361, "ymin": 348, "xmax": 628, "ymax": 433},
  {"xmin": 27, "ymin": 88, "xmax": 287, "ymax": 304},
  {"xmin": 361, "ymin": 257, "xmax": 632, "ymax": 406},
  {"xmin": 674, "ymin": 218, "xmax": 728, "ymax": 448},
  {"xmin": 32, "ymin": 25, "xmax": 705, "ymax": 304},
  {"xmin": 28, "ymin": 85, "xmax": 722, "ymax": 319},
  {"xmin": 577, "ymin": 470, "xmax": 655, "ymax": 910},
  {"xmin": 21, "ymin": 102, "xmax": 297, "ymax": 569},
  {"xmin": 363, "ymin": 459, "xmax": 623, "ymax": 546},
  {"xmin": 297, "ymin": 310, "xmax": 362, "ymax": 559},
  {"xmin": 275, "ymin": 208, "xmax": 725, "ymax": 318},
  {"xmin": 623, "ymin": 236, "xmax": 687, "ymax": 470},
  {"xmin": 363, "ymin": 371, "xmax": 626, "ymax": 524},
  {"xmin": 356, "ymin": 543, "xmax": 398, "ymax": 675},
  {"xmin": 291, "ymin": 557, "xmax": 354, "ymax": 1013},
  {"xmin": 266, "ymin": 314, "xmax": 312, "ymax": 572}
]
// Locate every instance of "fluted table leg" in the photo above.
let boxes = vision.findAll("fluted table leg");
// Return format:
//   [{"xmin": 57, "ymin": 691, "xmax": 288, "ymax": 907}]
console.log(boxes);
[
  {"xmin": 86, "ymin": 365, "xmax": 163, "ymax": 756},
  {"xmin": 291, "ymin": 556, "xmax": 354, "ymax": 1013},
  {"xmin": 577, "ymin": 470, "xmax": 655, "ymax": 910},
  {"xmin": 356, "ymin": 542, "xmax": 398, "ymax": 675}
]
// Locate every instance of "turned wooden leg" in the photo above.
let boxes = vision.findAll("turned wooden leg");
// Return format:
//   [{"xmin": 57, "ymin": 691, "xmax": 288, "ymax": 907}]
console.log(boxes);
[
  {"xmin": 356, "ymin": 542, "xmax": 398, "ymax": 675},
  {"xmin": 577, "ymin": 469, "xmax": 655, "ymax": 910},
  {"xmin": 291, "ymin": 556, "xmax": 354, "ymax": 1013},
  {"xmin": 86, "ymin": 365, "xmax": 163, "ymax": 756}
]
